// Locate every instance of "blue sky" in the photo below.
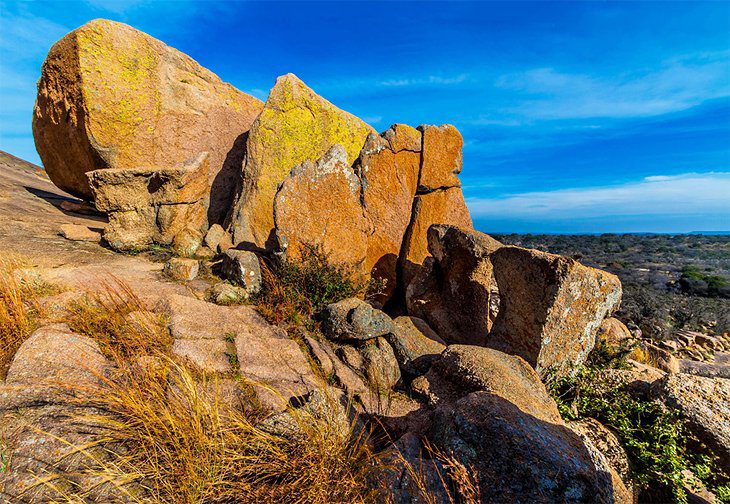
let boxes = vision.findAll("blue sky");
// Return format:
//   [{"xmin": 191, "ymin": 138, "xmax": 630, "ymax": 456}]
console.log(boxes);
[{"xmin": 1, "ymin": 1, "xmax": 728, "ymax": 233}]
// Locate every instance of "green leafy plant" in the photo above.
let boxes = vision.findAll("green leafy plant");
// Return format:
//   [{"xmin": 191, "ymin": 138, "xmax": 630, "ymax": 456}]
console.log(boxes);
[{"xmin": 254, "ymin": 244, "xmax": 380, "ymax": 325}]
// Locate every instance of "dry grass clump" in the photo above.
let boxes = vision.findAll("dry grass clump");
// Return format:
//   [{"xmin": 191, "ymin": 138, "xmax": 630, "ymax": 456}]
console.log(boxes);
[
  {"xmin": 65, "ymin": 359, "xmax": 384, "ymax": 503},
  {"xmin": 0, "ymin": 257, "xmax": 43, "ymax": 378},
  {"xmin": 255, "ymin": 244, "xmax": 378, "ymax": 326},
  {"xmin": 65, "ymin": 279, "xmax": 171, "ymax": 361},
  {"xmin": 627, "ymin": 346, "xmax": 659, "ymax": 367}
]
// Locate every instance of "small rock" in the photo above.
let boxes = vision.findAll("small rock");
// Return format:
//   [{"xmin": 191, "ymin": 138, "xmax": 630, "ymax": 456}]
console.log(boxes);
[
  {"xmin": 204, "ymin": 224, "xmax": 227, "ymax": 251},
  {"xmin": 387, "ymin": 316, "xmax": 445, "ymax": 375},
  {"xmin": 59, "ymin": 199, "xmax": 101, "ymax": 216},
  {"xmin": 205, "ymin": 282, "xmax": 249, "ymax": 305},
  {"xmin": 641, "ymin": 342, "xmax": 680, "ymax": 374},
  {"xmin": 659, "ymin": 340, "xmax": 680, "ymax": 352},
  {"xmin": 696, "ymin": 334, "xmax": 721, "ymax": 350},
  {"xmin": 163, "ymin": 258, "xmax": 199, "ymax": 281},
  {"xmin": 597, "ymin": 318, "xmax": 633, "ymax": 347},
  {"xmin": 58, "ymin": 223, "xmax": 101, "ymax": 242},
  {"xmin": 359, "ymin": 337, "xmax": 401, "ymax": 391},
  {"xmin": 321, "ymin": 297, "xmax": 395, "ymax": 341},
  {"xmin": 220, "ymin": 249, "xmax": 262, "ymax": 294}
]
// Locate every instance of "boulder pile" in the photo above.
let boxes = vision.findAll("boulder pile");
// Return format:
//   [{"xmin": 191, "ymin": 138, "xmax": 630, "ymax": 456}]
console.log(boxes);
[{"xmin": 23, "ymin": 18, "xmax": 710, "ymax": 503}]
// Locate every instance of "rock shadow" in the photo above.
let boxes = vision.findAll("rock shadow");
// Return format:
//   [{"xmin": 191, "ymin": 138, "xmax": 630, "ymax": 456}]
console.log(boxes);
[{"xmin": 209, "ymin": 131, "xmax": 248, "ymax": 226}]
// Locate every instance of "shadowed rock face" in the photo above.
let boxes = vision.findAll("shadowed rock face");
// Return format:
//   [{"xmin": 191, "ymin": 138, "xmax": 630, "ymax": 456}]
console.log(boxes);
[
  {"xmin": 227, "ymin": 73, "xmax": 374, "ymax": 248},
  {"xmin": 489, "ymin": 246, "xmax": 622, "ymax": 378},
  {"xmin": 406, "ymin": 225, "xmax": 502, "ymax": 345},
  {"xmin": 33, "ymin": 18, "xmax": 263, "ymax": 224}
]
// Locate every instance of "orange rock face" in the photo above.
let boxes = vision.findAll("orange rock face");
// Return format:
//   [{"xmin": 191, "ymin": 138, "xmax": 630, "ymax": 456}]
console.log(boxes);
[
  {"xmin": 33, "ymin": 19, "xmax": 263, "ymax": 224},
  {"xmin": 274, "ymin": 145, "xmax": 369, "ymax": 268},
  {"xmin": 418, "ymin": 125, "xmax": 463, "ymax": 191},
  {"xmin": 400, "ymin": 186, "xmax": 473, "ymax": 288},
  {"xmin": 228, "ymin": 73, "xmax": 374, "ymax": 248},
  {"xmin": 357, "ymin": 125, "xmax": 421, "ymax": 302},
  {"xmin": 489, "ymin": 246, "xmax": 622, "ymax": 378}
]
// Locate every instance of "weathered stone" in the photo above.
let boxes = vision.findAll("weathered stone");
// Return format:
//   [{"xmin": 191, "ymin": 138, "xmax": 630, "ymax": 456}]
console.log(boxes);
[
  {"xmin": 304, "ymin": 335, "xmax": 369, "ymax": 395},
  {"xmin": 172, "ymin": 338, "xmax": 233, "ymax": 374},
  {"xmin": 430, "ymin": 391, "xmax": 632, "ymax": 504},
  {"xmin": 597, "ymin": 317, "xmax": 633, "ymax": 347},
  {"xmin": 88, "ymin": 152, "xmax": 210, "ymax": 255},
  {"xmin": 33, "ymin": 19, "xmax": 263, "ymax": 223},
  {"xmin": 220, "ymin": 249, "xmax": 262, "ymax": 294},
  {"xmin": 163, "ymin": 257, "xmax": 199, "ymax": 281},
  {"xmin": 321, "ymin": 297, "xmax": 395, "ymax": 342},
  {"xmin": 356, "ymin": 125, "xmax": 421, "ymax": 302},
  {"xmin": 417, "ymin": 124, "xmax": 463, "ymax": 191},
  {"xmin": 274, "ymin": 144, "xmax": 369, "ymax": 267},
  {"xmin": 569, "ymin": 418, "xmax": 636, "ymax": 501},
  {"xmin": 387, "ymin": 316, "xmax": 445, "ymax": 376},
  {"xmin": 358, "ymin": 337, "xmax": 401, "ymax": 391},
  {"xmin": 640, "ymin": 342, "xmax": 680, "ymax": 374},
  {"xmin": 489, "ymin": 246, "xmax": 622, "ymax": 378},
  {"xmin": 161, "ymin": 294, "xmax": 315, "ymax": 410},
  {"xmin": 205, "ymin": 282, "xmax": 249, "ymax": 305},
  {"xmin": 58, "ymin": 223, "xmax": 101, "ymax": 242},
  {"xmin": 7, "ymin": 324, "xmax": 109, "ymax": 386},
  {"xmin": 406, "ymin": 225, "xmax": 501, "ymax": 345},
  {"xmin": 432, "ymin": 345, "xmax": 561, "ymax": 422},
  {"xmin": 228, "ymin": 73, "xmax": 374, "ymax": 248},
  {"xmin": 234, "ymin": 332, "xmax": 319, "ymax": 411},
  {"xmin": 679, "ymin": 359, "xmax": 730, "ymax": 379},
  {"xmin": 652, "ymin": 373, "xmax": 730, "ymax": 467},
  {"xmin": 204, "ymin": 223, "xmax": 227, "ymax": 251},
  {"xmin": 400, "ymin": 187, "xmax": 472, "ymax": 288}
]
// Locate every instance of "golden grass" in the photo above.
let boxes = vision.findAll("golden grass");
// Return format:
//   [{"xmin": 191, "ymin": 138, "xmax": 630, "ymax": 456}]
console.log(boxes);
[
  {"xmin": 57, "ymin": 359, "xmax": 384, "ymax": 503},
  {"xmin": 64, "ymin": 278, "xmax": 171, "ymax": 362},
  {"xmin": 627, "ymin": 346, "xmax": 659, "ymax": 368},
  {"xmin": 0, "ymin": 258, "xmax": 42, "ymax": 379}
]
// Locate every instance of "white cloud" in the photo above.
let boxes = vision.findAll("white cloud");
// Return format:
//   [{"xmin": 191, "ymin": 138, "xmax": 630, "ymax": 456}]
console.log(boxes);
[
  {"xmin": 380, "ymin": 73, "xmax": 468, "ymax": 87},
  {"xmin": 467, "ymin": 172, "xmax": 730, "ymax": 220},
  {"xmin": 495, "ymin": 52, "xmax": 730, "ymax": 120}
]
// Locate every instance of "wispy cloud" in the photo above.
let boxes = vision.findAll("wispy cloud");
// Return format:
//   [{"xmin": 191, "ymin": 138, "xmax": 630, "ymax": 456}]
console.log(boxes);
[
  {"xmin": 380, "ymin": 74, "xmax": 468, "ymax": 87},
  {"xmin": 468, "ymin": 172, "xmax": 730, "ymax": 220},
  {"xmin": 495, "ymin": 52, "xmax": 730, "ymax": 120}
]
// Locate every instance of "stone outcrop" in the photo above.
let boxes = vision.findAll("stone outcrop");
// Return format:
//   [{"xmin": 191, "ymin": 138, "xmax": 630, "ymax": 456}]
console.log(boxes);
[
  {"xmin": 87, "ymin": 152, "xmax": 210, "ymax": 255},
  {"xmin": 489, "ymin": 246, "xmax": 622, "ymax": 378},
  {"xmin": 406, "ymin": 225, "xmax": 502, "ymax": 345},
  {"xmin": 355, "ymin": 125, "xmax": 421, "ymax": 302},
  {"xmin": 400, "ymin": 187, "xmax": 472, "ymax": 288},
  {"xmin": 228, "ymin": 73, "xmax": 374, "ymax": 248},
  {"xmin": 162, "ymin": 294, "xmax": 318, "ymax": 410},
  {"xmin": 417, "ymin": 124, "xmax": 463, "ymax": 191},
  {"xmin": 33, "ymin": 19, "xmax": 263, "ymax": 224},
  {"xmin": 651, "ymin": 373, "xmax": 730, "ymax": 467},
  {"xmin": 274, "ymin": 145, "xmax": 369, "ymax": 266}
]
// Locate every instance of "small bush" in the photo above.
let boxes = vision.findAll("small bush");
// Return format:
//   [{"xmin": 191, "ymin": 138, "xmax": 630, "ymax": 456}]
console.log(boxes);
[
  {"xmin": 65, "ymin": 278, "xmax": 171, "ymax": 362},
  {"xmin": 255, "ymin": 245, "xmax": 379, "ymax": 325},
  {"xmin": 549, "ymin": 361, "xmax": 730, "ymax": 502}
]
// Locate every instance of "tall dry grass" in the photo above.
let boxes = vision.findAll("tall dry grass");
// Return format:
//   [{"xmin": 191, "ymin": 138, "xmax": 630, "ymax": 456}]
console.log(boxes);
[
  {"xmin": 0, "ymin": 257, "xmax": 42, "ymax": 379},
  {"xmin": 59, "ymin": 359, "xmax": 384, "ymax": 503},
  {"xmin": 64, "ymin": 278, "xmax": 171, "ymax": 361}
]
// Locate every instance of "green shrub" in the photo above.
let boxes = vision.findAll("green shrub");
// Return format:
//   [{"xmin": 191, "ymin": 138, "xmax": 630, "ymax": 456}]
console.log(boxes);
[{"xmin": 254, "ymin": 244, "xmax": 381, "ymax": 325}]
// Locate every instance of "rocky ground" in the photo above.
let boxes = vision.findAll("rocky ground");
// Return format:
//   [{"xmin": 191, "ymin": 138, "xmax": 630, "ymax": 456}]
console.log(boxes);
[{"xmin": 2, "ymin": 17, "xmax": 729, "ymax": 504}]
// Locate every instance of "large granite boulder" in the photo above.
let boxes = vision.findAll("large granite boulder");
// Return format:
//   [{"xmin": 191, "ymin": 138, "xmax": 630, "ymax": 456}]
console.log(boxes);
[
  {"xmin": 33, "ymin": 19, "xmax": 263, "ymax": 224},
  {"xmin": 274, "ymin": 145, "xmax": 369, "ymax": 266},
  {"xmin": 419, "ymin": 346, "xmax": 631, "ymax": 503},
  {"xmin": 489, "ymin": 246, "xmax": 622, "ymax": 378},
  {"xmin": 87, "ymin": 152, "xmax": 210, "ymax": 255},
  {"xmin": 651, "ymin": 373, "xmax": 730, "ymax": 467},
  {"xmin": 355, "ymin": 125, "xmax": 421, "ymax": 302},
  {"xmin": 227, "ymin": 73, "xmax": 374, "ymax": 248},
  {"xmin": 406, "ymin": 225, "xmax": 502, "ymax": 345}
]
